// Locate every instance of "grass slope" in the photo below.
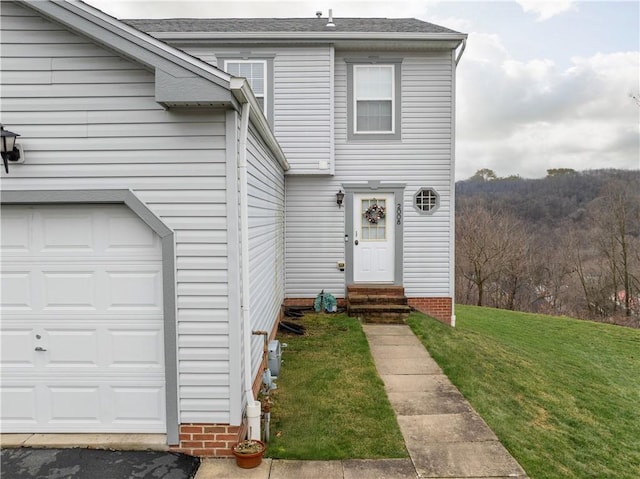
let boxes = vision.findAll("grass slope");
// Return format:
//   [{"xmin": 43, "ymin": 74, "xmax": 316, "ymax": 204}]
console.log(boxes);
[
  {"xmin": 266, "ymin": 313, "xmax": 407, "ymax": 460},
  {"xmin": 408, "ymin": 306, "xmax": 640, "ymax": 479}
]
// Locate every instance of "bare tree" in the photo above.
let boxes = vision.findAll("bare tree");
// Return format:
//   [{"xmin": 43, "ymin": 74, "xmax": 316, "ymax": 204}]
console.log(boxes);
[
  {"xmin": 456, "ymin": 200, "xmax": 531, "ymax": 308},
  {"xmin": 530, "ymin": 230, "xmax": 576, "ymax": 314},
  {"xmin": 588, "ymin": 180, "xmax": 640, "ymax": 317}
]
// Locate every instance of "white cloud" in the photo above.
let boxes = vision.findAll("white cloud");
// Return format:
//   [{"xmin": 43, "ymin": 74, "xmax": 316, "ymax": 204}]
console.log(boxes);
[
  {"xmin": 456, "ymin": 42, "xmax": 640, "ymax": 179},
  {"xmin": 516, "ymin": 0, "xmax": 576, "ymax": 21}
]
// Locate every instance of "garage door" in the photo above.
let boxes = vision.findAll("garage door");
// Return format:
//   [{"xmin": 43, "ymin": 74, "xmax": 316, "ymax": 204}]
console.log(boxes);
[{"xmin": 0, "ymin": 204, "xmax": 166, "ymax": 433}]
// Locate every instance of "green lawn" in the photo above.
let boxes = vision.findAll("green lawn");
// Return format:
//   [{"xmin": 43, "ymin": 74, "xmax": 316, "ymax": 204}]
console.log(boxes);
[
  {"xmin": 266, "ymin": 313, "xmax": 407, "ymax": 460},
  {"xmin": 408, "ymin": 306, "xmax": 640, "ymax": 479}
]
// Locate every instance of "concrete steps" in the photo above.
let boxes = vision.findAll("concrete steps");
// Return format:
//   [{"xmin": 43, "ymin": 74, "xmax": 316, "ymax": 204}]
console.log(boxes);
[{"xmin": 346, "ymin": 285, "xmax": 411, "ymax": 324}]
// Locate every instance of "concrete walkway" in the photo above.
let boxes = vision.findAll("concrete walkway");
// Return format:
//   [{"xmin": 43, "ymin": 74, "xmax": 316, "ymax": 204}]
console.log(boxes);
[{"xmin": 197, "ymin": 324, "xmax": 528, "ymax": 479}]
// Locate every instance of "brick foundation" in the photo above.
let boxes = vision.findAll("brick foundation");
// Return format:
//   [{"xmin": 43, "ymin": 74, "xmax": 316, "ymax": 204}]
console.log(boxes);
[
  {"xmin": 407, "ymin": 297, "xmax": 453, "ymax": 325},
  {"xmin": 170, "ymin": 309, "xmax": 283, "ymax": 457},
  {"xmin": 284, "ymin": 296, "xmax": 453, "ymax": 325},
  {"xmin": 170, "ymin": 422, "xmax": 247, "ymax": 457}
]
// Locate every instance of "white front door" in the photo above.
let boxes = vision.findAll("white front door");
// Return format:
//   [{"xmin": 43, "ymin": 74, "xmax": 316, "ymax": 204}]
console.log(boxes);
[
  {"xmin": 0, "ymin": 204, "xmax": 166, "ymax": 433},
  {"xmin": 353, "ymin": 193, "xmax": 395, "ymax": 283}
]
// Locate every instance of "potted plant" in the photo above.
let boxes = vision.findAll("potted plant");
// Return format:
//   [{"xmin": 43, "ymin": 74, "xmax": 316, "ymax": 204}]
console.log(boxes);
[{"xmin": 231, "ymin": 439, "xmax": 266, "ymax": 469}]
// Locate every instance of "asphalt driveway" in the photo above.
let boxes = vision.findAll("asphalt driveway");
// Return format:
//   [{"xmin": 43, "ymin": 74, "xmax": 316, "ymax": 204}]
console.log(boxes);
[{"xmin": 0, "ymin": 448, "xmax": 199, "ymax": 479}]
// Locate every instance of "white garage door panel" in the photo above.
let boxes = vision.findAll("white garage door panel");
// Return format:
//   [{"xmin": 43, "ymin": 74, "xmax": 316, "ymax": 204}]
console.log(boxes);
[
  {"xmin": 1, "ymin": 321, "xmax": 164, "ymax": 371},
  {"xmin": 1, "ymin": 382, "xmax": 165, "ymax": 431},
  {"xmin": 0, "ymin": 205, "xmax": 166, "ymax": 433},
  {"xmin": 1, "ymin": 265, "xmax": 162, "ymax": 314}
]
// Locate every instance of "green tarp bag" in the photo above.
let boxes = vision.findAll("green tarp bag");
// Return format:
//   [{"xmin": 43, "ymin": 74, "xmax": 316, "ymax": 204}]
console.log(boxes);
[{"xmin": 314, "ymin": 290, "xmax": 337, "ymax": 313}]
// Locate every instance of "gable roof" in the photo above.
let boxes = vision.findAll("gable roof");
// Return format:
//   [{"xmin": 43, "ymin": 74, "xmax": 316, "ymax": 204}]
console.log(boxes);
[
  {"xmin": 124, "ymin": 17, "xmax": 466, "ymax": 49},
  {"xmin": 125, "ymin": 17, "xmax": 461, "ymax": 35}
]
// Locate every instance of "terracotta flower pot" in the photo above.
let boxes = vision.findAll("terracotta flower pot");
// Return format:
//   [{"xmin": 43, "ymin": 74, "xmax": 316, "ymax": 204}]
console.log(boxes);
[{"xmin": 231, "ymin": 440, "xmax": 266, "ymax": 469}]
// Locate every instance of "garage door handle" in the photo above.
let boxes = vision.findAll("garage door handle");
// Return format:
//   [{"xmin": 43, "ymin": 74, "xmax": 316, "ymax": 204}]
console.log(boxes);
[{"xmin": 35, "ymin": 346, "xmax": 47, "ymax": 352}]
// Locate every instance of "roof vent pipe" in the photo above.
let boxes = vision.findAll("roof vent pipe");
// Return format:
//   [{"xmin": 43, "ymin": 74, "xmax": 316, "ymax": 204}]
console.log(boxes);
[{"xmin": 326, "ymin": 9, "xmax": 335, "ymax": 28}]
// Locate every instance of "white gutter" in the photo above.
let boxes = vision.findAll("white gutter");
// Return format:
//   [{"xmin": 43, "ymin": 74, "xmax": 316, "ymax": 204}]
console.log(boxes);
[
  {"xmin": 150, "ymin": 31, "xmax": 467, "ymax": 43},
  {"xmin": 238, "ymin": 101, "xmax": 262, "ymax": 440}
]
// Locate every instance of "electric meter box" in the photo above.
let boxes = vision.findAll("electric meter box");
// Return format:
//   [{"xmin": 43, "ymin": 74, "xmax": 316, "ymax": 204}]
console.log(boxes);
[{"xmin": 268, "ymin": 340, "xmax": 282, "ymax": 377}]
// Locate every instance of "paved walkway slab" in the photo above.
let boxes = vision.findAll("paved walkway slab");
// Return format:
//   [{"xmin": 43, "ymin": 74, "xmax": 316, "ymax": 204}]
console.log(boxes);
[
  {"xmin": 368, "ymin": 343, "xmax": 433, "ymax": 359},
  {"xmin": 410, "ymin": 442, "xmax": 527, "ymax": 478},
  {"xmin": 375, "ymin": 357, "xmax": 442, "ymax": 376},
  {"xmin": 362, "ymin": 324, "xmax": 415, "ymax": 336},
  {"xmin": 343, "ymin": 458, "xmax": 417, "ymax": 479},
  {"xmin": 381, "ymin": 374, "xmax": 457, "ymax": 393},
  {"xmin": 270, "ymin": 460, "xmax": 343, "ymax": 479},
  {"xmin": 196, "ymin": 458, "xmax": 271, "ymax": 478},
  {"xmin": 397, "ymin": 414, "xmax": 498, "ymax": 443},
  {"xmin": 365, "ymin": 334, "xmax": 423, "ymax": 346},
  {"xmin": 388, "ymin": 390, "xmax": 472, "ymax": 415}
]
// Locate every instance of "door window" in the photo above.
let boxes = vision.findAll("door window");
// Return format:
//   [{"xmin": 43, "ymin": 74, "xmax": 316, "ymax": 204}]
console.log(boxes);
[{"xmin": 361, "ymin": 198, "xmax": 387, "ymax": 240}]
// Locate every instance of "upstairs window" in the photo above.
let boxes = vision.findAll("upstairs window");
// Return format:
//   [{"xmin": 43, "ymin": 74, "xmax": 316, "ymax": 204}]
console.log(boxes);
[
  {"xmin": 347, "ymin": 59, "xmax": 402, "ymax": 141},
  {"xmin": 354, "ymin": 65, "xmax": 394, "ymax": 133},
  {"xmin": 224, "ymin": 60, "xmax": 267, "ymax": 112}
]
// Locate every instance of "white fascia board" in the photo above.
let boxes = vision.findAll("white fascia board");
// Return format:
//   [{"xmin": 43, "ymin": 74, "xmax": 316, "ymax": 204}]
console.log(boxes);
[
  {"xmin": 19, "ymin": 1, "xmax": 232, "ymax": 89},
  {"xmin": 230, "ymin": 77, "xmax": 289, "ymax": 171},
  {"xmin": 151, "ymin": 31, "xmax": 467, "ymax": 50},
  {"xmin": 151, "ymin": 31, "xmax": 467, "ymax": 42}
]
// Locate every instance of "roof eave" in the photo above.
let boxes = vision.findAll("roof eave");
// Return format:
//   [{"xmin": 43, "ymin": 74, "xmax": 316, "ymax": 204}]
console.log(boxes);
[{"xmin": 150, "ymin": 31, "xmax": 467, "ymax": 43}]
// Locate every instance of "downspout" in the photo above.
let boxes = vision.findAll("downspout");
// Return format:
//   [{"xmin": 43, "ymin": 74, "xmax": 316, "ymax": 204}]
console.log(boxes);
[
  {"xmin": 238, "ymin": 101, "xmax": 261, "ymax": 440},
  {"xmin": 451, "ymin": 36, "xmax": 466, "ymax": 327}
]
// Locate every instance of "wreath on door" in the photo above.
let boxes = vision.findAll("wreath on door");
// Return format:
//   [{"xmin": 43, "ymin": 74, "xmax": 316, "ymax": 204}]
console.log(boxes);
[{"xmin": 364, "ymin": 203, "xmax": 386, "ymax": 224}]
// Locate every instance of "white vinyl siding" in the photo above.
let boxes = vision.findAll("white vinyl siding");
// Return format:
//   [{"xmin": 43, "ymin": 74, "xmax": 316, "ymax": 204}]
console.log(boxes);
[
  {"xmin": 0, "ymin": 3, "xmax": 232, "ymax": 425},
  {"xmin": 285, "ymin": 52, "xmax": 454, "ymax": 299},
  {"xmin": 182, "ymin": 45, "xmax": 334, "ymax": 175},
  {"xmin": 246, "ymin": 124, "xmax": 286, "ymax": 378}
]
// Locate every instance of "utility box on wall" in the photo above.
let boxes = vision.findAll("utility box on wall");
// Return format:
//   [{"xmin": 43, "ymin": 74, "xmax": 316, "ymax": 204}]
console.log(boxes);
[{"xmin": 268, "ymin": 340, "xmax": 282, "ymax": 377}]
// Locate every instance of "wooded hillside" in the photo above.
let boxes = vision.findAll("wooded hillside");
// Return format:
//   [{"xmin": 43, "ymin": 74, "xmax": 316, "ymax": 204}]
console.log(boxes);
[{"xmin": 455, "ymin": 169, "xmax": 640, "ymax": 326}]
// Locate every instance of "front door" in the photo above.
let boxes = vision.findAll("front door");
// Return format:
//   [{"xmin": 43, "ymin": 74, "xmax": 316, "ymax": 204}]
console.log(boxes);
[{"xmin": 353, "ymin": 193, "xmax": 395, "ymax": 283}]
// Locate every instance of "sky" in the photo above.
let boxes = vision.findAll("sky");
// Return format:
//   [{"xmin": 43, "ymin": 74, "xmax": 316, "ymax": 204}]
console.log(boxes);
[{"xmin": 85, "ymin": 0, "xmax": 640, "ymax": 180}]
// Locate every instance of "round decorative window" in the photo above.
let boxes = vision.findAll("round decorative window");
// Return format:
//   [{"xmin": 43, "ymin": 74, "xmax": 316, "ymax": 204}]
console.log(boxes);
[{"xmin": 414, "ymin": 188, "xmax": 439, "ymax": 214}]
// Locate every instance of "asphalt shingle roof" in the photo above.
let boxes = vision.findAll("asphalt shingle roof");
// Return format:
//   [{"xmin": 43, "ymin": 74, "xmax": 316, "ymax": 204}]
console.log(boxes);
[{"xmin": 124, "ymin": 17, "xmax": 461, "ymax": 35}]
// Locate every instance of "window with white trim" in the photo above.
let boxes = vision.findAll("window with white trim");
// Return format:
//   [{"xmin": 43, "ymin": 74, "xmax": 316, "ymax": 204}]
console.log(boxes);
[{"xmin": 224, "ymin": 60, "xmax": 267, "ymax": 112}]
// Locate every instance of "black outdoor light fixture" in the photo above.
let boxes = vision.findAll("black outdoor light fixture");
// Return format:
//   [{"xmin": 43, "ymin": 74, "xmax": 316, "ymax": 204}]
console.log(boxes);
[
  {"xmin": 1, "ymin": 125, "xmax": 21, "ymax": 174},
  {"xmin": 336, "ymin": 189, "xmax": 345, "ymax": 207}
]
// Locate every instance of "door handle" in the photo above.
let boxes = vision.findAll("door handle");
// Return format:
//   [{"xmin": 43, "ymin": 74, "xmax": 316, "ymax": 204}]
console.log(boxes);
[
  {"xmin": 35, "ymin": 346, "xmax": 47, "ymax": 352},
  {"xmin": 355, "ymin": 240, "xmax": 359, "ymax": 246}
]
